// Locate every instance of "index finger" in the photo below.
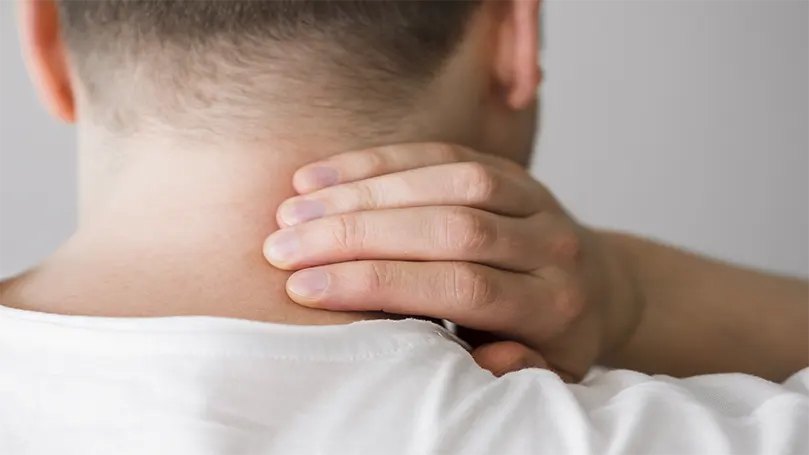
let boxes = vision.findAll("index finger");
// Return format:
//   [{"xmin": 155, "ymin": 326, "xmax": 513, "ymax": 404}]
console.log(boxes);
[{"xmin": 293, "ymin": 142, "xmax": 523, "ymax": 194}]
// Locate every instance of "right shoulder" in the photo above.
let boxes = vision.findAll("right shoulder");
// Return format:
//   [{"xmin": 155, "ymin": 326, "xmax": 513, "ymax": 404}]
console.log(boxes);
[{"xmin": 421, "ymin": 365, "xmax": 809, "ymax": 454}]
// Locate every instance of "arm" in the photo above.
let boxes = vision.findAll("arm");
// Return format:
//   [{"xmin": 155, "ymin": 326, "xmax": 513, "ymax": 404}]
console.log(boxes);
[
  {"xmin": 268, "ymin": 142, "xmax": 807, "ymax": 382},
  {"xmin": 601, "ymin": 231, "xmax": 809, "ymax": 382}
]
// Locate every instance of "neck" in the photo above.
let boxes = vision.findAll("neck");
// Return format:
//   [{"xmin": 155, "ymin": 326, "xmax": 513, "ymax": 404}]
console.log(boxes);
[{"xmin": 5, "ymin": 137, "xmax": 388, "ymax": 325}]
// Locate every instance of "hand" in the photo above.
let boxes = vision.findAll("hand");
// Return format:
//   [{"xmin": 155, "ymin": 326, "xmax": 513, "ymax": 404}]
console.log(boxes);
[{"xmin": 263, "ymin": 143, "xmax": 642, "ymax": 381}]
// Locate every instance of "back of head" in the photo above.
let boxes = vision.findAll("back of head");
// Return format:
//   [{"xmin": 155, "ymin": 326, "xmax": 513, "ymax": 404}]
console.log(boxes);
[{"xmin": 57, "ymin": 0, "xmax": 483, "ymax": 140}]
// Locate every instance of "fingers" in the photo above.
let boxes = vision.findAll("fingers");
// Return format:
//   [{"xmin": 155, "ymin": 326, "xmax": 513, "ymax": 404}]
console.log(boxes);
[
  {"xmin": 266, "ymin": 207, "xmax": 542, "ymax": 272},
  {"xmin": 284, "ymin": 260, "xmax": 552, "ymax": 336},
  {"xmin": 268, "ymin": 207, "xmax": 580, "ymax": 273},
  {"xmin": 473, "ymin": 342, "xmax": 577, "ymax": 382},
  {"xmin": 472, "ymin": 341, "xmax": 549, "ymax": 377},
  {"xmin": 278, "ymin": 162, "xmax": 540, "ymax": 227},
  {"xmin": 293, "ymin": 143, "xmax": 524, "ymax": 193}
]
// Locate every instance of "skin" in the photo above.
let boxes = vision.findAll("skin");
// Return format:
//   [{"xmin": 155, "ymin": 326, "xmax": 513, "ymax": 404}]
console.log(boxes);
[
  {"xmin": 266, "ymin": 145, "xmax": 809, "ymax": 383},
  {"xmin": 6, "ymin": 0, "xmax": 805, "ymax": 382},
  {"xmin": 2, "ymin": 0, "xmax": 547, "ymax": 347},
  {"xmin": 264, "ymin": 145, "xmax": 636, "ymax": 381}
]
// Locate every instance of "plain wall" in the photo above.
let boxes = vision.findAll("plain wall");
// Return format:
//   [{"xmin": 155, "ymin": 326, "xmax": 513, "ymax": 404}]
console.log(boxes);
[
  {"xmin": 1, "ymin": 1, "xmax": 76, "ymax": 278},
  {"xmin": 534, "ymin": 0, "xmax": 808, "ymax": 277},
  {"xmin": 1, "ymin": 1, "xmax": 807, "ymax": 278}
]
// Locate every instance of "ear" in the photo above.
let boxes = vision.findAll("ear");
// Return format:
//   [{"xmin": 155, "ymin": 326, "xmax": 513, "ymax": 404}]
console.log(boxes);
[
  {"xmin": 19, "ymin": 0, "xmax": 76, "ymax": 123},
  {"xmin": 490, "ymin": 0, "xmax": 543, "ymax": 110}
]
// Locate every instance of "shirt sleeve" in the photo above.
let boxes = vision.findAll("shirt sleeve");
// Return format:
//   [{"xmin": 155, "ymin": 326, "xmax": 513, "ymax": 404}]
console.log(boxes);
[{"xmin": 430, "ymin": 365, "xmax": 809, "ymax": 454}]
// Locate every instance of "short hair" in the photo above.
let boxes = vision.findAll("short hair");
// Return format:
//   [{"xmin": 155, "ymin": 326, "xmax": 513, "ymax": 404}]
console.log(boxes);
[{"xmin": 57, "ymin": 0, "xmax": 483, "ymax": 134}]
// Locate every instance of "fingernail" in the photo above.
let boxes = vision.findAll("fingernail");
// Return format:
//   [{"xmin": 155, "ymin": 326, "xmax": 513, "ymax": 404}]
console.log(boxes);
[
  {"xmin": 264, "ymin": 230, "xmax": 299, "ymax": 263},
  {"xmin": 279, "ymin": 199, "xmax": 326, "ymax": 226},
  {"xmin": 288, "ymin": 270, "xmax": 330, "ymax": 298},
  {"xmin": 301, "ymin": 166, "xmax": 339, "ymax": 189}
]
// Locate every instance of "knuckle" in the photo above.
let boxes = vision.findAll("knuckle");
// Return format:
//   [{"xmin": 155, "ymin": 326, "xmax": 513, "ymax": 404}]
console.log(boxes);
[
  {"xmin": 346, "ymin": 181, "xmax": 377, "ymax": 209},
  {"xmin": 549, "ymin": 231, "xmax": 582, "ymax": 264},
  {"xmin": 553, "ymin": 283, "xmax": 586, "ymax": 323},
  {"xmin": 441, "ymin": 207, "xmax": 497, "ymax": 253},
  {"xmin": 447, "ymin": 263, "xmax": 500, "ymax": 311},
  {"xmin": 365, "ymin": 262, "xmax": 397, "ymax": 294},
  {"xmin": 361, "ymin": 149, "xmax": 389, "ymax": 175},
  {"xmin": 428, "ymin": 142, "xmax": 465, "ymax": 162},
  {"xmin": 454, "ymin": 162, "xmax": 499, "ymax": 204},
  {"xmin": 330, "ymin": 214, "xmax": 365, "ymax": 253}
]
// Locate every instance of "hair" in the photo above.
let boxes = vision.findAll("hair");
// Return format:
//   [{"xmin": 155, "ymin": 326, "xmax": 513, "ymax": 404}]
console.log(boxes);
[{"xmin": 57, "ymin": 0, "xmax": 483, "ymax": 136}]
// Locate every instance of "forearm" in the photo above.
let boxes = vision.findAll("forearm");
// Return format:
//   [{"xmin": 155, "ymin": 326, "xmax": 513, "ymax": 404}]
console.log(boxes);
[{"xmin": 600, "ymin": 231, "xmax": 808, "ymax": 382}]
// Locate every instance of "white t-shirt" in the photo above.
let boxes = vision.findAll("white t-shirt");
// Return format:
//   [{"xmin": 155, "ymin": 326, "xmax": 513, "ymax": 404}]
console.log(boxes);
[{"xmin": 1, "ymin": 305, "xmax": 807, "ymax": 455}]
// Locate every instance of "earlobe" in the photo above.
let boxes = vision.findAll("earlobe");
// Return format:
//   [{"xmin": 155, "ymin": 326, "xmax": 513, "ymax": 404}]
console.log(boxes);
[
  {"xmin": 20, "ymin": 0, "xmax": 76, "ymax": 123},
  {"xmin": 492, "ymin": 0, "xmax": 542, "ymax": 111}
]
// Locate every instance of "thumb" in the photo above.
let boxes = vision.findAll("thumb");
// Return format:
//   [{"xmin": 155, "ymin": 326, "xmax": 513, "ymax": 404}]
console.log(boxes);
[{"xmin": 471, "ymin": 341, "xmax": 549, "ymax": 377}]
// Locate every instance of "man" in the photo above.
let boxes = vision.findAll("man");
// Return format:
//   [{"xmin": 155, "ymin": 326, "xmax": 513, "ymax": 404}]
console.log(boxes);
[{"xmin": 0, "ymin": 1, "xmax": 806, "ymax": 454}]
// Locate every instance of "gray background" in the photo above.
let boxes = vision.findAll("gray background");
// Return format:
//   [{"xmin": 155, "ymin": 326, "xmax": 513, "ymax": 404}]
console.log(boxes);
[{"xmin": 1, "ymin": 1, "xmax": 807, "ymax": 278}]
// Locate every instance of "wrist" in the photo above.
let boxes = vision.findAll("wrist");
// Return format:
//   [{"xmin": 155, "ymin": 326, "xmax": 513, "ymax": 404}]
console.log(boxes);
[{"xmin": 595, "ymin": 231, "xmax": 645, "ymax": 366}]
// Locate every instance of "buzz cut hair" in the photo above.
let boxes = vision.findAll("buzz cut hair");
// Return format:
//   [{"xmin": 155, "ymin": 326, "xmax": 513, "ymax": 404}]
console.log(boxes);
[{"xmin": 57, "ymin": 0, "xmax": 483, "ymax": 133}]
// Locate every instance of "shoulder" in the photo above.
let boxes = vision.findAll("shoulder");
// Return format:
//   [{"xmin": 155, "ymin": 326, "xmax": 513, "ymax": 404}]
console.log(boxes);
[{"xmin": 419, "ymin": 365, "xmax": 809, "ymax": 454}]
